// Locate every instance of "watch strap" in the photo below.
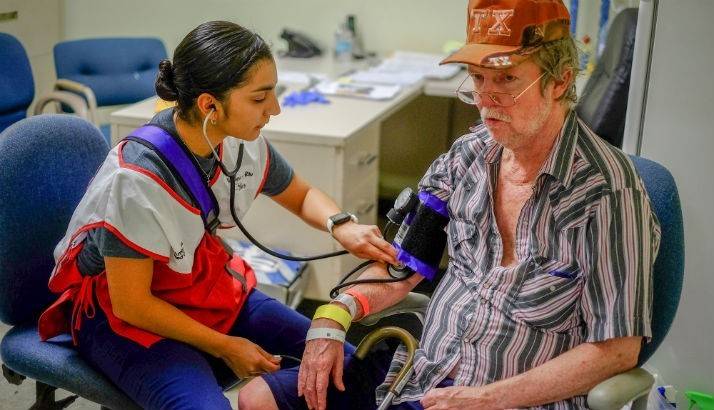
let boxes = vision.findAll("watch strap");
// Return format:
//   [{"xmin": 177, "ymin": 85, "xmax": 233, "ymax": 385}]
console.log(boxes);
[{"xmin": 326, "ymin": 212, "xmax": 358, "ymax": 235}]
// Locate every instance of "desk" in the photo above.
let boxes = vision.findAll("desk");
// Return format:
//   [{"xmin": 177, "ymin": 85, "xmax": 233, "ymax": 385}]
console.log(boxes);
[{"xmin": 109, "ymin": 58, "xmax": 465, "ymax": 300}]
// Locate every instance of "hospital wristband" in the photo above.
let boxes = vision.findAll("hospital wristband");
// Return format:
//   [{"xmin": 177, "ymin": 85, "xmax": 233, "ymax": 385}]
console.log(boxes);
[
  {"xmin": 332, "ymin": 293, "xmax": 357, "ymax": 318},
  {"xmin": 313, "ymin": 304, "xmax": 352, "ymax": 331},
  {"xmin": 305, "ymin": 327, "xmax": 346, "ymax": 343},
  {"xmin": 345, "ymin": 289, "xmax": 371, "ymax": 318}
]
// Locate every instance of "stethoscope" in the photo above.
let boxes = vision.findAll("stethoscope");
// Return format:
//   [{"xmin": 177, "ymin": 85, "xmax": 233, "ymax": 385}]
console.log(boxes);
[
  {"xmin": 200, "ymin": 109, "xmax": 415, "ymax": 294},
  {"xmin": 200, "ymin": 109, "xmax": 348, "ymax": 262}
]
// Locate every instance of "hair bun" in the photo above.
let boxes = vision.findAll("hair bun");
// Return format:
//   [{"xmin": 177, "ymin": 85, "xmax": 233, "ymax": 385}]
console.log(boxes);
[{"xmin": 155, "ymin": 59, "xmax": 179, "ymax": 101}]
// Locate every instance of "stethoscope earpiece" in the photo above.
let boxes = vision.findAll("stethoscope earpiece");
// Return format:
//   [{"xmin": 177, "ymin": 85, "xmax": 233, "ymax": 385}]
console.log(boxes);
[{"xmin": 201, "ymin": 107, "xmax": 243, "ymax": 179}]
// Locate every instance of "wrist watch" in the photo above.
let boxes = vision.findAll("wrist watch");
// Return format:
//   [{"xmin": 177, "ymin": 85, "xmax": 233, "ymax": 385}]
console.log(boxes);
[{"xmin": 326, "ymin": 212, "xmax": 358, "ymax": 235}]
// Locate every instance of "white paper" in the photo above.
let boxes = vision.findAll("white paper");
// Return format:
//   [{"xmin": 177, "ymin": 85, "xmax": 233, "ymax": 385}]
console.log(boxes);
[
  {"xmin": 315, "ymin": 81, "xmax": 402, "ymax": 100},
  {"xmin": 278, "ymin": 70, "xmax": 328, "ymax": 86},
  {"xmin": 348, "ymin": 51, "xmax": 462, "ymax": 86}
]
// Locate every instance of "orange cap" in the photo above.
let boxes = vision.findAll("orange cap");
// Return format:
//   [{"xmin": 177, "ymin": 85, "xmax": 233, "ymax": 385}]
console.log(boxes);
[{"xmin": 441, "ymin": 0, "xmax": 571, "ymax": 68}]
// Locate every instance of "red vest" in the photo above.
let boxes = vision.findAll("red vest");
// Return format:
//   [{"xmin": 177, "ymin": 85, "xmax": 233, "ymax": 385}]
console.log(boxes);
[{"xmin": 39, "ymin": 231, "xmax": 256, "ymax": 348}]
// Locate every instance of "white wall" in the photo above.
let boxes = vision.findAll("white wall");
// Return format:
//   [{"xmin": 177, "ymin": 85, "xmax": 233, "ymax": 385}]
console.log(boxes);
[
  {"xmin": 62, "ymin": 0, "xmax": 466, "ymax": 58},
  {"xmin": 634, "ymin": 0, "xmax": 714, "ymax": 404},
  {"xmin": 60, "ymin": 0, "xmax": 618, "ymax": 99}
]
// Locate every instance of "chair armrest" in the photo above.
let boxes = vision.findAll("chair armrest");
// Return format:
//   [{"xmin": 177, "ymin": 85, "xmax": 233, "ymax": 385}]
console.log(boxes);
[
  {"xmin": 54, "ymin": 79, "xmax": 98, "ymax": 124},
  {"xmin": 358, "ymin": 292, "xmax": 430, "ymax": 326},
  {"xmin": 32, "ymin": 91, "xmax": 90, "ymax": 120},
  {"xmin": 587, "ymin": 367, "xmax": 654, "ymax": 410}
]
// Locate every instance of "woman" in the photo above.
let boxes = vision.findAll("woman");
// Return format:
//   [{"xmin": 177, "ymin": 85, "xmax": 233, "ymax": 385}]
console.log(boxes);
[{"xmin": 38, "ymin": 21, "xmax": 397, "ymax": 409}]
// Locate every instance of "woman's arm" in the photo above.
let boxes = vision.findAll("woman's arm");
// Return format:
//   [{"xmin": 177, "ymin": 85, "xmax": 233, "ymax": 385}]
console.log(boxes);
[
  {"xmin": 269, "ymin": 174, "xmax": 339, "ymax": 231},
  {"xmin": 104, "ymin": 256, "xmax": 280, "ymax": 377},
  {"xmin": 270, "ymin": 174, "xmax": 397, "ymax": 264}
]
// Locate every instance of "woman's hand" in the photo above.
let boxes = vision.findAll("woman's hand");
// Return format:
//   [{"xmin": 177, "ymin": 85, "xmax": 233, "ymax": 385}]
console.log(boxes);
[
  {"xmin": 298, "ymin": 319, "xmax": 346, "ymax": 410},
  {"xmin": 217, "ymin": 335, "xmax": 281, "ymax": 378},
  {"xmin": 331, "ymin": 222, "xmax": 398, "ymax": 265}
]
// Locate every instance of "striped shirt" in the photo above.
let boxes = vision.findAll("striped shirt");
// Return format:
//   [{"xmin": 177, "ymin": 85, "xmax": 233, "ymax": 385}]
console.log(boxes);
[{"xmin": 376, "ymin": 111, "xmax": 661, "ymax": 409}]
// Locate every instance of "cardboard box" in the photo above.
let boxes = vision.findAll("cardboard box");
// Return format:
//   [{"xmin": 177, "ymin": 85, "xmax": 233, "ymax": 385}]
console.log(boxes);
[{"xmin": 223, "ymin": 239, "xmax": 308, "ymax": 309}]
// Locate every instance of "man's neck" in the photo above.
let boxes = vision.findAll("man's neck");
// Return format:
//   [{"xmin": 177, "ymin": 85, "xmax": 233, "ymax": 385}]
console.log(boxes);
[{"xmin": 500, "ymin": 106, "xmax": 568, "ymax": 184}]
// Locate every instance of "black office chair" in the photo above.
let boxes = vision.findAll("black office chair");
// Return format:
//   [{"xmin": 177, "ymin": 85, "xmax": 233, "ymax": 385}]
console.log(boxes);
[{"xmin": 576, "ymin": 8, "xmax": 639, "ymax": 148}]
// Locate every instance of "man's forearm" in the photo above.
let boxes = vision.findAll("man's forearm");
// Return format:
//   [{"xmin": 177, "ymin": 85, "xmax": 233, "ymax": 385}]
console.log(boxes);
[
  {"xmin": 477, "ymin": 337, "xmax": 642, "ymax": 408},
  {"xmin": 332, "ymin": 263, "xmax": 423, "ymax": 320}
]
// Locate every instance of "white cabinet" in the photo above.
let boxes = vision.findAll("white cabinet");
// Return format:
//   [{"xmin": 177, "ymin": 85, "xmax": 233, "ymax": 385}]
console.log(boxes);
[{"xmin": 237, "ymin": 122, "xmax": 380, "ymax": 300}]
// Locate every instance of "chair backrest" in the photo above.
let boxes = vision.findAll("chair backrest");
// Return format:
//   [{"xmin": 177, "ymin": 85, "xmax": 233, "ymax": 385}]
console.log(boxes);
[
  {"xmin": 630, "ymin": 156, "xmax": 685, "ymax": 365},
  {"xmin": 0, "ymin": 115, "xmax": 109, "ymax": 326},
  {"xmin": 0, "ymin": 33, "xmax": 35, "ymax": 133},
  {"xmin": 577, "ymin": 8, "xmax": 639, "ymax": 148},
  {"xmin": 54, "ymin": 37, "xmax": 167, "ymax": 106}
]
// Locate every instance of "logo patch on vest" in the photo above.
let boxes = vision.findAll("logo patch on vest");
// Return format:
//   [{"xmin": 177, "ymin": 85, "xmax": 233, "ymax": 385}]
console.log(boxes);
[{"xmin": 173, "ymin": 242, "xmax": 185, "ymax": 260}]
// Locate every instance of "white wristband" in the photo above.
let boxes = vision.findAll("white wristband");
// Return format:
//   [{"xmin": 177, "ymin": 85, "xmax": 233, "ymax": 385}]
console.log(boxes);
[
  {"xmin": 332, "ymin": 294, "xmax": 357, "ymax": 319},
  {"xmin": 306, "ymin": 327, "xmax": 346, "ymax": 343}
]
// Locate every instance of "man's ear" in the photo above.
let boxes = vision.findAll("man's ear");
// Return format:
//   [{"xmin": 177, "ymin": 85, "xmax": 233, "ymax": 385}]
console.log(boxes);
[{"xmin": 552, "ymin": 67, "xmax": 574, "ymax": 100}]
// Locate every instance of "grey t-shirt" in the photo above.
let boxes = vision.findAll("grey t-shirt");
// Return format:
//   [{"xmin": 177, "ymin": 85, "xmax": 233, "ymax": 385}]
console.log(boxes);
[{"xmin": 75, "ymin": 108, "xmax": 294, "ymax": 275}]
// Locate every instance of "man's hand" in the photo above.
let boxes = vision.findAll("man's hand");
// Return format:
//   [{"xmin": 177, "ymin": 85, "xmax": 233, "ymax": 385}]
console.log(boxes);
[
  {"xmin": 421, "ymin": 386, "xmax": 499, "ymax": 410},
  {"xmin": 331, "ymin": 222, "xmax": 398, "ymax": 265},
  {"xmin": 298, "ymin": 318, "xmax": 346, "ymax": 410}
]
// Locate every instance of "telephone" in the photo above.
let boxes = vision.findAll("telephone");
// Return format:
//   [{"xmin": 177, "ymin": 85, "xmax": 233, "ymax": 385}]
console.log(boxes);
[{"xmin": 279, "ymin": 29, "xmax": 322, "ymax": 58}]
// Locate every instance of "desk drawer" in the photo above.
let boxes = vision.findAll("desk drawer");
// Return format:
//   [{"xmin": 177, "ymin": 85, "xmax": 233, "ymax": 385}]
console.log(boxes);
[
  {"xmin": 342, "ymin": 122, "xmax": 379, "ymax": 189},
  {"xmin": 343, "ymin": 171, "xmax": 378, "ymax": 225}
]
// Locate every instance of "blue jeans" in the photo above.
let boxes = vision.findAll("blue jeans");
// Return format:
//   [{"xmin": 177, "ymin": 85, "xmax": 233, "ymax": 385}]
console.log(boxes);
[
  {"xmin": 77, "ymin": 290, "xmax": 314, "ymax": 409},
  {"xmin": 77, "ymin": 290, "xmax": 448, "ymax": 409}
]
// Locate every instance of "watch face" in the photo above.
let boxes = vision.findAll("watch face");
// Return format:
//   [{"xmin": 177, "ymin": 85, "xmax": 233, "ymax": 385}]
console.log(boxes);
[{"xmin": 330, "ymin": 212, "xmax": 352, "ymax": 224}]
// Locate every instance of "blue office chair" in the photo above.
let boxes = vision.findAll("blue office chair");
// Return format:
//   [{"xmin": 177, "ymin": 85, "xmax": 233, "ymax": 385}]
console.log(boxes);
[
  {"xmin": 587, "ymin": 155, "xmax": 685, "ymax": 410},
  {"xmin": 363, "ymin": 155, "xmax": 684, "ymax": 410},
  {"xmin": 0, "ymin": 115, "xmax": 140, "ymax": 409},
  {"xmin": 53, "ymin": 37, "xmax": 167, "ymax": 144},
  {"xmin": 0, "ymin": 115, "xmax": 247, "ymax": 409},
  {"xmin": 0, "ymin": 33, "xmax": 88, "ymax": 134}
]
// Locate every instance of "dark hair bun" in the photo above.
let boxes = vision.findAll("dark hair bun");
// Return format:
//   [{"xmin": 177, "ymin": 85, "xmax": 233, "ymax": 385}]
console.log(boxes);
[{"xmin": 155, "ymin": 59, "xmax": 179, "ymax": 101}]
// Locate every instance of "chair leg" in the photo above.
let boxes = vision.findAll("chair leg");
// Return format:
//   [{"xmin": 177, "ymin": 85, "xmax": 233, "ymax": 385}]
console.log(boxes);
[
  {"xmin": 29, "ymin": 381, "xmax": 78, "ymax": 410},
  {"xmin": 631, "ymin": 393, "xmax": 649, "ymax": 410},
  {"xmin": 2, "ymin": 363, "xmax": 26, "ymax": 385}
]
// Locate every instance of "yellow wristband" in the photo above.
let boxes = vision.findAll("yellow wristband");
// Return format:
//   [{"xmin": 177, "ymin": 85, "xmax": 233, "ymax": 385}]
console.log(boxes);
[{"xmin": 313, "ymin": 304, "xmax": 352, "ymax": 331}]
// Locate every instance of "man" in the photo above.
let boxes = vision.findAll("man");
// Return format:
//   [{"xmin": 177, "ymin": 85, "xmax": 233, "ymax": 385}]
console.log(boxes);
[{"xmin": 238, "ymin": 0, "xmax": 661, "ymax": 408}]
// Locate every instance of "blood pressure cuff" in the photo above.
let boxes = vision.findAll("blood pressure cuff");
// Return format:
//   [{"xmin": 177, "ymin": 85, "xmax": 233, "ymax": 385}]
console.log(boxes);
[{"xmin": 394, "ymin": 192, "xmax": 449, "ymax": 280}]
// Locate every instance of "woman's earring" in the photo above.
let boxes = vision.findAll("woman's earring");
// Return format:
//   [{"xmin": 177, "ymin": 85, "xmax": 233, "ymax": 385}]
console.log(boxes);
[{"xmin": 210, "ymin": 116, "xmax": 217, "ymax": 126}]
